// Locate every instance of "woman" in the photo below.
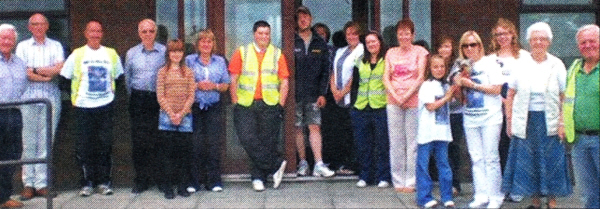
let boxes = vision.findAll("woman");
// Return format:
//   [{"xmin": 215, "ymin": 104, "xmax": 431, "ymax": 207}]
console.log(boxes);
[
  {"xmin": 431, "ymin": 35, "xmax": 464, "ymax": 195},
  {"xmin": 487, "ymin": 19, "xmax": 529, "ymax": 181},
  {"xmin": 322, "ymin": 21, "xmax": 364, "ymax": 175},
  {"xmin": 502, "ymin": 22, "xmax": 572, "ymax": 209},
  {"xmin": 453, "ymin": 31, "xmax": 504, "ymax": 208},
  {"xmin": 350, "ymin": 31, "xmax": 390, "ymax": 188},
  {"xmin": 185, "ymin": 29, "xmax": 230, "ymax": 193},
  {"xmin": 156, "ymin": 39, "xmax": 196, "ymax": 199},
  {"xmin": 383, "ymin": 18, "xmax": 429, "ymax": 193}
]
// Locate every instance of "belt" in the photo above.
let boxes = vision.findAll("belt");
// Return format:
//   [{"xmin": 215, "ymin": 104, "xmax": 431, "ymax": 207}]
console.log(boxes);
[{"xmin": 576, "ymin": 130, "xmax": 599, "ymax": 136}]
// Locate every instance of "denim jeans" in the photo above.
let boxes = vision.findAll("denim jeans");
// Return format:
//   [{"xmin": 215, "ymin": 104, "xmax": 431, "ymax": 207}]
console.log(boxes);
[
  {"xmin": 0, "ymin": 109, "xmax": 22, "ymax": 203},
  {"xmin": 416, "ymin": 141, "xmax": 453, "ymax": 206},
  {"xmin": 350, "ymin": 108, "xmax": 390, "ymax": 183},
  {"xmin": 191, "ymin": 102, "xmax": 224, "ymax": 189},
  {"xmin": 572, "ymin": 134, "xmax": 599, "ymax": 209}
]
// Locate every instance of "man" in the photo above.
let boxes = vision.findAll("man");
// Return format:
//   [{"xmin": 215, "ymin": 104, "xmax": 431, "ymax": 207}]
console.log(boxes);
[
  {"xmin": 0, "ymin": 23, "xmax": 27, "ymax": 208},
  {"xmin": 564, "ymin": 24, "xmax": 599, "ymax": 209},
  {"xmin": 293, "ymin": 6, "xmax": 334, "ymax": 177},
  {"xmin": 15, "ymin": 13, "xmax": 64, "ymax": 200},
  {"xmin": 124, "ymin": 19, "xmax": 165, "ymax": 194},
  {"xmin": 229, "ymin": 20, "xmax": 288, "ymax": 192},
  {"xmin": 59, "ymin": 20, "xmax": 123, "ymax": 197}
]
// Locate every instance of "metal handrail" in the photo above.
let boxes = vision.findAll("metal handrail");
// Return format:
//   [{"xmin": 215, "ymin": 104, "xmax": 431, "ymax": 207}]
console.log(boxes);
[{"xmin": 0, "ymin": 98, "xmax": 53, "ymax": 209}]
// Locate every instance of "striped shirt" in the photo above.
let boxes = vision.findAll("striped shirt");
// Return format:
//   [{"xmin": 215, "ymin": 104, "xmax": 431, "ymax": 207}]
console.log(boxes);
[
  {"xmin": 15, "ymin": 36, "xmax": 64, "ymax": 100},
  {"xmin": 156, "ymin": 65, "xmax": 196, "ymax": 116}
]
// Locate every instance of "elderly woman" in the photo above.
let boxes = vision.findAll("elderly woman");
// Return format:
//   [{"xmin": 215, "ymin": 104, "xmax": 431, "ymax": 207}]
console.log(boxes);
[
  {"xmin": 502, "ymin": 22, "xmax": 572, "ymax": 209},
  {"xmin": 451, "ymin": 31, "xmax": 504, "ymax": 208},
  {"xmin": 185, "ymin": 29, "xmax": 230, "ymax": 193},
  {"xmin": 383, "ymin": 18, "xmax": 429, "ymax": 193}
]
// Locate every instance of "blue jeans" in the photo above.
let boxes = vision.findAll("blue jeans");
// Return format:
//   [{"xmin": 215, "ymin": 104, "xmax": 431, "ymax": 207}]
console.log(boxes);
[
  {"xmin": 416, "ymin": 141, "xmax": 453, "ymax": 206},
  {"xmin": 350, "ymin": 108, "xmax": 390, "ymax": 183},
  {"xmin": 572, "ymin": 134, "xmax": 599, "ymax": 209},
  {"xmin": 191, "ymin": 102, "xmax": 224, "ymax": 189}
]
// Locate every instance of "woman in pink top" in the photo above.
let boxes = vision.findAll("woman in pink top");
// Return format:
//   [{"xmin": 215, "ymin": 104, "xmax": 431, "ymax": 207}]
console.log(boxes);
[{"xmin": 383, "ymin": 18, "xmax": 429, "ymax": 193}]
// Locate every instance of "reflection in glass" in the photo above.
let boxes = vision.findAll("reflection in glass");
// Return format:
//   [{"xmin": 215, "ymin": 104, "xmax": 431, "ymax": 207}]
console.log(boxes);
[
  {"xmin": 519, "ymin": 13, "xmax": 596, "ymax": 65},
  {"xmin": 380, "ymin": 0, "xmax": 430, "ymax": 48},
  {"xmin": 184, "ymin": 0, "xmax": 206, "ymax": 43},
  {"xmin": 303, "ymin": 0, "xmax": 352, "ymax": 43},
  {"xmin": 156, "ymin": 0, "xmax": 179, "ymax": 43},
  {"xmin": 225, "ymin": 0, "xmax": 281, "ymax": 58},
  {"xmin": 0, "ymin": 0, "xmax": 65, "ymax": 12}
]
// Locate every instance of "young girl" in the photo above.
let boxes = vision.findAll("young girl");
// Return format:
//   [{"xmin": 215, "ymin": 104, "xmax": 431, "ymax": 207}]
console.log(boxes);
[{"xmin": 416, "ymin": 55, "xmax": 456, "ymax": 208}]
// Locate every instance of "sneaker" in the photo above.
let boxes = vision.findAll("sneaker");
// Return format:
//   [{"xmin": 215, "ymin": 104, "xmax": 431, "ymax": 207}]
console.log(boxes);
[
  {"xmin": 252, "ymin": 179, "xmax": 265, "ymax": 192},
  {"xmin": 424, "ymin": 200, "xmax": 438, "ymax": 208},
  {"xmin": 336, "ymin": 166, "xmax": 355, "ymax": 175},
  {"xmin": 486, "ymin": 200, "xmax": 502, "ymax": 209},
  {"xmin": 468, "ymin": 198, "xmax": 489, "ymax": 208},
  {"xmin": 444, "ymin": 201, "xmax": 456, "ymax": 209},
  {"xmin": 79, "ymin": 186, "xmax": 94, "ymax": 197},
  {"xmin": 211, "ymin": 186, "xmax": 223, "ymax": 192},
  {"xmin": 377, "ymin": 181, "xmax": 389, "ymax": 188},
  {"xmin": 186, "ymin": 186, "xmax": 196, "ymax": 193},
  {"xmin": 297, "ymin": 160, "xmax": 309, "ymax": 176},
  {"xmin": 97, "ymin": 184, "xmax": 113, "ymax": 195},
  {"xmin": 508, "ymin": 194, "xmax": 523, "ymax": 202},
  {"xmin": 312, "ymin": 163, "xmax": 335, "ymax": 177},
  {"xmin": 273, "ymin": 160, "xmax": 287, "ymax": 189},
  {"xmin": 356, "ymin": 180, "xmax": 367, "ymax": 188}
]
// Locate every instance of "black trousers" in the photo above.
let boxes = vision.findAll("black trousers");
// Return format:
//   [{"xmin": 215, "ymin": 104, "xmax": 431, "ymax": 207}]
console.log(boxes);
[
  {"xmin": 129, "ymin": 90, "xmax": 160, "ymax": 187},
  {"xmin": 157, "ymin": 131, "xmax": 192, "ymax": 192},
  {"xmin": 0, "ymin": 109, "xmax": 22, "ymax": 203},
  {"xmin": 74, "ymin": 103, "xmax": 114, "ymax": 187},
  {"xmin": 233, "ymin": 101, "xmax": 284, "ymax": 181},
  {"xmin": 321, "ymin": 96, "xmax": 356, "ymax": 171}
]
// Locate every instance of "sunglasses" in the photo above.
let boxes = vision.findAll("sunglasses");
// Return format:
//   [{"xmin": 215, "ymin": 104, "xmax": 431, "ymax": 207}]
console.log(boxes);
[{"xmin": 461, "ymin": 43, "xmax": 479, "ymax": 49}]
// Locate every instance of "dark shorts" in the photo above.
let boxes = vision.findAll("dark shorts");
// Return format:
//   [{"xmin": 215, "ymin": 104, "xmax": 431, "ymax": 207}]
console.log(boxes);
[{"xmin": 295, "ymin": 101, "xmax": 321, "ymax": 126}]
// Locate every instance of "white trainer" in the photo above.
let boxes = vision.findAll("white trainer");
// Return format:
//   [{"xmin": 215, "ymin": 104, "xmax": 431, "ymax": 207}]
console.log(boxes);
[
  {"xmin": 79, "ymin": 186, "xmax": 93, "ymax": 197},
  {"xmin": 273, "ymin": 160, "xmax": 287, "ymax": 188},
  {"xmin": 312, "ymin": 163, "xmax": 335, "ymax": 177},
  {"xmin": 252, "ymin": 179, "xmax": 265, "ymax": 192},
  {"xmin": 297, "ymin": 160, "xmax": 309, "ymax": 176},
  {"xmin": 468, "ymin": 198, "xmax": 489, "ymax": 208},
  {"xmin": 356, "ymin": 180, "xmax": 367, "ymax": 188},
  {"xmin": 377, "ymin": 181, "xmax": 389, "ymax": 188}
]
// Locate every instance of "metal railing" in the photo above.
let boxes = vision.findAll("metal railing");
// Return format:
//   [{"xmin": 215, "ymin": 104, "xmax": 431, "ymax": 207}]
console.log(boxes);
[{"xmin": 0, "ymin": 99, "xmax": 53, "ymax": 209}]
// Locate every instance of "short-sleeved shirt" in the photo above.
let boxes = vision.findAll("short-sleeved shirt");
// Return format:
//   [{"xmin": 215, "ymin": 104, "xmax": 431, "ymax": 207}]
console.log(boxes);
[
  {"xmin": 487, "ymin": 49, "xmax": 530, "ymax": 88},
  {"xmin": 15, "ymin": 37, "xmax": 64, "ymax": 100},
  {"xmin": 0, "ymin": 55, "xmax": 28, "ymax": 104},
  {"xmin": 572, "ymin": 61, "xmax": 599, "ymax": 131},
  {"xmin": 509, "ymin": 53, "xmax": 566, "ymax": 111},
  {"xmin": 417, "ymin": 79, "xmax": 452, "ymax": 144},
  {"xmin": 462, "ymin": 56, "xmax": 504, "ymax": 128},
  {"xmin": 124, "ymin": 42, "xmax": 166, "ymax": 93},
  {"xmin": 228, "ymin": 43, "xmax": 289, "ymax": 100},
  {"xmin": 185, "ymin": 54, "xmax": 231, "ymax": 109},
  {"xmin": 384, "ymin": 45, "xmax": 429, "ymax": 108},
  {"xmin": 60, "ymin": 45, "xmax": 124, "ymax": 108}
]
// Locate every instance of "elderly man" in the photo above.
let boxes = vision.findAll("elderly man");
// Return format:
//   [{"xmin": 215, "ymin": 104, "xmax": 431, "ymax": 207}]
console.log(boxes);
[
  {"xmin": 124, "ymin": 19, "xmax": 165, "ymax": 194},
  {"xmin": 293, "ymin": 6, "xmax": 334, "ymax": 177},
  {"xmin": 59, "ymin": 20, "xmax": 123, "ymax": 197},
  {"xmin": 564, "ymin": 24, "xmax": 599, "ymax": 209},
  {"xmin": 15, "ymin": 13, "xmax": 64, "ymax": 200},
  {"xmin": 0, "ymin": 23, "xmax": 28, "ymax": 208},
  {"xmin": 229, "ymin": 20, "xmax": 288, "ymax": 192}
]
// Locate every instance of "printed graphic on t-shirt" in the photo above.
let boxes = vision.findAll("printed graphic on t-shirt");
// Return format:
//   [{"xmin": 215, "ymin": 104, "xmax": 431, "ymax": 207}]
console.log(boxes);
[
  {"xmin": 88, "ymin": 66, "xmax": 108, "ymax": 92},
  {"xmin": 466, "ymin": 78, "xmax": 483, "ymax": 108},
  {"xmin": 393, "ymin": 64, "xmax": 410, "ymax": 78},
  {"xmin": 435, "ymin": 95, "xmax": 450, "ymax": 125}
]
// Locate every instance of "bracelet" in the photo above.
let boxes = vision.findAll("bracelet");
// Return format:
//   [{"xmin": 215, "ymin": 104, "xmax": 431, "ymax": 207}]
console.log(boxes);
[{"xmin": 33, "ymin": 68, "xmax": 38, "ymax": 74}]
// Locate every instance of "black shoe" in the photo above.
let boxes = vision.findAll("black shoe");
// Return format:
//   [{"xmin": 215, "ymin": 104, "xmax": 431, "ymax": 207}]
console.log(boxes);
[
  {"xmin": 131, "ymin": 184, "xmax": 148, "ymax": 194},
  {"xmin": 164, "ymin": 190, "xmax": 175, "ymax": 199},
  {"xmin": 177, "ymin": 189, "xmax": 190, "ymax": 197}
]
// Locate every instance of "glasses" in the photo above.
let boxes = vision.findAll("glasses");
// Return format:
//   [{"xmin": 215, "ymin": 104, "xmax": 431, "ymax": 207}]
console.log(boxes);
[
  {"xmin": 141, "ymin": 30, "xmax": 156, "ymax": 34},
  {"xmin": 494, "ymin": 32, "xmax": 510, "ymax": 37},
  {"xmin": 461, "ymin": 43, "xmax": 479, "ymax": 49}
]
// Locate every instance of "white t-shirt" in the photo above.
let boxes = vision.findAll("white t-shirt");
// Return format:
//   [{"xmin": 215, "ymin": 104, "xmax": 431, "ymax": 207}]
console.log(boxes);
[
  {"xmin": 60, "ymin": 45, "xmax": 124, "ymax": 108},
  {"xmin": 487, "ymin": 49, "xmax": 530, "ymax": 87},
  {"xmin": 417, "ymin": 79, "xmax": 453, "ymax": 144},
  {"xmin": 509, "ymin": 53, "xmax": 566, "ymax": 111},
  {"xmin": 462, "ymin": 56, "xmax": 504, "ymax": 127},
  {"xmin": 333, "ymin": 43, "xmax": 364, "ymax": 106}
]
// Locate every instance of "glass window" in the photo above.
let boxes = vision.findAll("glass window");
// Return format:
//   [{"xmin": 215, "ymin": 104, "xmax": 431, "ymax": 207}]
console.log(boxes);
[
  {"xmin": 380, "ymin": 0, "xmax": 402, "ymax": 46},
  {"xmin": 302, "ymin": 0, "xmax": 352, "ymax": 44},
  {"xmin": 523, "ymin": 0, "xmax": 592, "ymax": 5},
  {"xmin": 184, "ymin": 0, "xmax": 206, "ymax": 43},
  {"xmin": 156, "ymin": 0, "xmax": 179, "ymax": 43},
  {"xmin": 520, "ymin": 13, "xmax": 596, "ymax": 65},
  {"xmin": 224, "ymin": 0, "xmax": 281, "ymax": 58},
  {"xmin": 0, "ymin": 0, "xmax": 66, "ymax": 12},
  {"xmin": 380, "ymin": 0, "xmax": 431, "ymax": 49}
]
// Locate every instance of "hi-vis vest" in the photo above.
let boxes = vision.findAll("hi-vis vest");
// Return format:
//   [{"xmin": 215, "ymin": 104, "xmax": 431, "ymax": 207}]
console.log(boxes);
[
  {"xmin": 563, "ymin": 59, "xmax": 600, "ymax": 143},
  {"xmin": 354, "ymin": 58, "xmax": 387, "ymax": 110},
  {"xmin": 70, "ymin": 46, "xmax": 119, "ymax": 105},
  {"xmin": 236, "ymin": 43, "xmax": 281, "ymax": 107},
  {"xmin": 511, "ymin": 60, "xmax": 561, "ymax": 139}
]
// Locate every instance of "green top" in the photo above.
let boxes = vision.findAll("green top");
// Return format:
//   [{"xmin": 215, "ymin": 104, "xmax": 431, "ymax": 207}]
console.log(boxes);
[{"xmin": 573, "ymin": 63, "xmax": 599, "ymax": 131}]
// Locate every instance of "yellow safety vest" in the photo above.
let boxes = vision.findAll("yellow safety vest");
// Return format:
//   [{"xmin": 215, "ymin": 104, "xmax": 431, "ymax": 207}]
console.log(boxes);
[
  {"xmin": 354, "ymin": 58, "xmax": 387, "ymax": 110},
  {"xmin": 70, "ymin": 46, "xmax": 119, "ymax": 105},
  {"xmin": 236, "ymin": 43, "xmax": 281, "ymax": 107}
]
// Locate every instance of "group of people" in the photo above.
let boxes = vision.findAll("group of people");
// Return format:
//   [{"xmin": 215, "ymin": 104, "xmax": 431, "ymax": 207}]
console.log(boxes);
[{"xmin": 0, "ymin": 6, "xmax": 598, "ymax": 209}]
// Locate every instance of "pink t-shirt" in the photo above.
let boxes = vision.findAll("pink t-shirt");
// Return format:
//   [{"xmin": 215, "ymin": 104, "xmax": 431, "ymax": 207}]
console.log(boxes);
[{"xmin": 385, "ymin": 45, "xmax": 429, "ymax": 108}]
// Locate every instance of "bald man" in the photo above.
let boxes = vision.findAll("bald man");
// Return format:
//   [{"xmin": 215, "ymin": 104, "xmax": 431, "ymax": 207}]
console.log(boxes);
[
  {"xmin": 124, "ymin": 19, "xmax": 166, "ymax": 194},
  {"xmin": 15, "ymin": 13, "xmax": 64, "ymax": 200}
]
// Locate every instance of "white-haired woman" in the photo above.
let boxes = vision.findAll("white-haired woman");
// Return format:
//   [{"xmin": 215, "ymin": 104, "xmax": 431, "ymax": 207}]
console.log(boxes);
[{"xmin": 502, "ymin": 22, "xmax": 572, "ymax": 209}]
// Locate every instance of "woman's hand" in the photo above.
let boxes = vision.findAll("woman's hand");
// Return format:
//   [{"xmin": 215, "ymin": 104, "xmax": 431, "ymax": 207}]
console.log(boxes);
[
  {"xmin": 170, "ymin": 113, "xmax": 183, "ymax": 126},
  {"xmin": 558, "ymin": 125, "xmax": 566, "ymax": 141},
  {"xmin": 197, "ymin": 80, "xmax": 217, "ymax": 91}
]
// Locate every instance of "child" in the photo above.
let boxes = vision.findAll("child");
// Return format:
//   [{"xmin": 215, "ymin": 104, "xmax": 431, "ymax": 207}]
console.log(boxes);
[{"xmin": 416, "ymin": 54, "xmax": 456, "ymax": 208}]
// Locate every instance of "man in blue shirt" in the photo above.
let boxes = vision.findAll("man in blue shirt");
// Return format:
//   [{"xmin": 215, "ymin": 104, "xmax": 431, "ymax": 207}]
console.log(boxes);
[{"xmin": 124, "ymin": 19, "xmax": 166, "ymax": 194}]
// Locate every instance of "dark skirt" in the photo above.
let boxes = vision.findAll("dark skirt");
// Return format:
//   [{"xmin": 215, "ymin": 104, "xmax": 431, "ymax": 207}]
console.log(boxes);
[{"xmin": 501, "ymin": 111, "xmax": 572, "ymax": 197}]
